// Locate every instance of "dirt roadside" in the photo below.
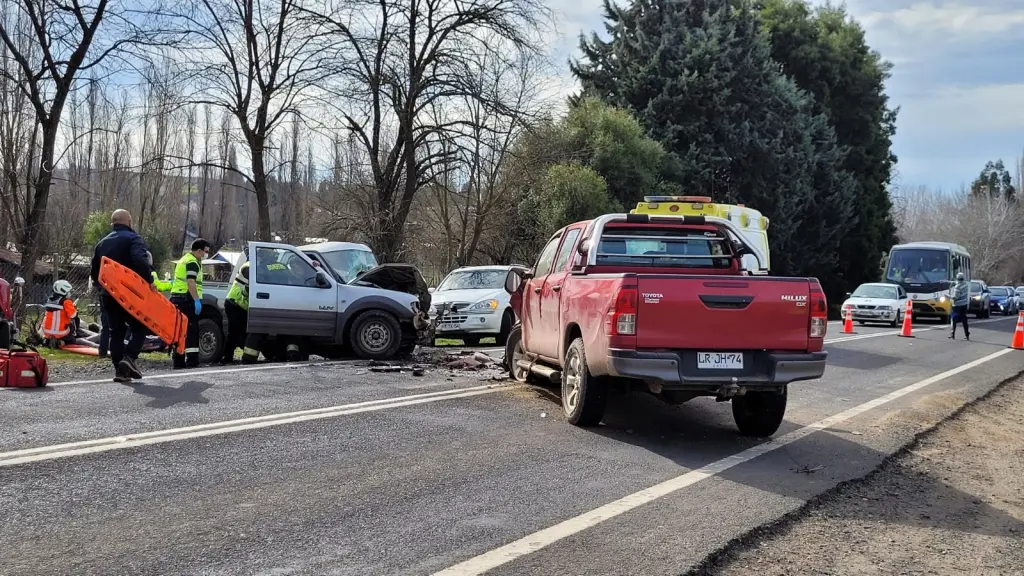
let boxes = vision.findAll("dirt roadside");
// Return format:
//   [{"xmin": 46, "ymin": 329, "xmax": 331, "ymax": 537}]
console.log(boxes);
[{"xmin": 699, "ymin": 376, "xmax": 1024, "ymax": 576}]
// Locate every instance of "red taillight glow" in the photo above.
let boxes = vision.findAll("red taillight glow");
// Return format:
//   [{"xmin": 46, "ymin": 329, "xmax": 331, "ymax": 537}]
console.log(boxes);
[
  {"xmin": 605, "ymin": 287, "xmax": 638, "ymax": 335},
  {"xmin": 808, "ymin": 280, "xmax": 827, "ymax": 340}
]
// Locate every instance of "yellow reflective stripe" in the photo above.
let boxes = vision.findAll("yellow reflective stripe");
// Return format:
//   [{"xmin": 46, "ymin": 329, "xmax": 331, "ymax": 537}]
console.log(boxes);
[
  {"xmin": 243, "ymin": 347, "xmax": 260, "ymax": 356},
  {"xmin": 184, "ymin": 347, "xmax": 200, "ymax": 354}
]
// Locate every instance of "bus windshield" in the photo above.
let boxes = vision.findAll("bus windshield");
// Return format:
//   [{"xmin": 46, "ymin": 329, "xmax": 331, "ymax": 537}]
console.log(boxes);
[{"xmin": 885, "ymin": 248, "xmax": 950, "ymax": 290}]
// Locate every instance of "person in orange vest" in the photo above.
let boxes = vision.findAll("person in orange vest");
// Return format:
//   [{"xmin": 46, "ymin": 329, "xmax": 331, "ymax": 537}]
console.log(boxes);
[{"xmin": 41, "ymin": 280, "xmax": 80, "ymax": 346}]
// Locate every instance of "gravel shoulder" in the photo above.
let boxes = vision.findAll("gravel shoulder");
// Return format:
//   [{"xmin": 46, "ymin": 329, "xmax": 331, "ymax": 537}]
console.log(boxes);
[{"xmin": 701, "ymin": 375, "xmax": 1024, "ymax": 576}]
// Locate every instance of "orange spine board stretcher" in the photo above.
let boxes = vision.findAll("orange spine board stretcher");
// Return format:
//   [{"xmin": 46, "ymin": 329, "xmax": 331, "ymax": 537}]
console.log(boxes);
[{"xmin": 97, "ymin": 256, "xmax": 188, "ymax": 355}]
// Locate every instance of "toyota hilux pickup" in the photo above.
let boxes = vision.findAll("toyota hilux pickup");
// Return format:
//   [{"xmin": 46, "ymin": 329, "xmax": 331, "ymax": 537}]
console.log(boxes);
[{"xmin": 503, "ymin": 213, "xmax": 828, "ymax": 437}]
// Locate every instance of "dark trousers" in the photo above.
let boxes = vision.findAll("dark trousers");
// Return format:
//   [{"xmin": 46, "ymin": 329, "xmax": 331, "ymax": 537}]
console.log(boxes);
[
  {"xmin": 102, "ymin": 294, "xmax": 144, "ymax": 370},
  {"xmin": 171, "ymin": 295, "xmax": 199, "ymax": 367},
  {"xmin": 952, "ymin": 305, "xmax": 970, "ymax": 338},
  {"xmin": 222, "ymin": 299, "xmax": 248, "ymax": 363}
]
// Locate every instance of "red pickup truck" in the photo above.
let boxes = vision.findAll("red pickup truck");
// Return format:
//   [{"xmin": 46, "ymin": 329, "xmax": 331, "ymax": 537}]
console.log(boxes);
[{"xmin": 503, "ymin": 213, "xmax": 828, "ymax": 437}]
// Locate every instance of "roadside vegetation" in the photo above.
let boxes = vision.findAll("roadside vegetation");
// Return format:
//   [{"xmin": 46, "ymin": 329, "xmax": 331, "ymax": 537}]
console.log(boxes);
[{"xmin": 0, "ymin": 0, "xmax": 1021, "ymax": 309}]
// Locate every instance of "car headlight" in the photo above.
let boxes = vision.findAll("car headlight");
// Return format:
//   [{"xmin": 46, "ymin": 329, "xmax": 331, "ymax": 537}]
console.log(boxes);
[
  {"xmin": 973, "ymin": 296, "xmax": 981, "ymax": 300},
  {"xmin": 468, "ymin": 299, "xmax": 499, "ymax": 313},
  {"xmin": 938, "ymin": 296, "xmax": 947, "ymax": 303}
]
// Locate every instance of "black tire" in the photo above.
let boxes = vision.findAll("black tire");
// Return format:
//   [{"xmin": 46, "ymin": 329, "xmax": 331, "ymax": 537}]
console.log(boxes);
[
  {"xmin": 983, "ymin": 304, "xmax": 991, "ymax": 319},
  {"xmin": 505, "ymin": 325, "xmax": 531, "ymax": 383},
  {"xmin": 496, "ymin": 310, "xmax": 513, "ymax": 346},
  {"xmin": 732, "ymin": 388, "xmax": 788, "ymax": 437},
  {"xmin": 890, "ymin": 311, "xmax": 901, "ymax": 328},
  {"xmin": 349, "ymin": 310, "xmax": 402, "ymax": 360},
  {"xmin": 562, "ymin": 337, "xmax": 608, "ymax": 427},
  {"xmin": 461, "ymin": 336, "xmax": 481, "ymax": 347},
  {"xmin": 197, "ymin": 318, "xmax": 224, "ymax": 364}
]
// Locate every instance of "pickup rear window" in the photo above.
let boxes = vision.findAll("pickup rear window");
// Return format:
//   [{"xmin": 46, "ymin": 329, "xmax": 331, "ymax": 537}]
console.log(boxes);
[{"xmin": 596, "ymin": 227, "xmax": 732, "ymax": 269}]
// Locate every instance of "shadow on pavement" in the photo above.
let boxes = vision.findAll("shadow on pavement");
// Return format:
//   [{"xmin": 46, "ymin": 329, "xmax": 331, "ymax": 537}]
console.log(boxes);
[
  {"xmin": 129, "ymin": 380, "xmax": 213, "ymax": 408},
  {"xmin": 824, "ymin": 348, "xmax": 902, "ymax": 370}
]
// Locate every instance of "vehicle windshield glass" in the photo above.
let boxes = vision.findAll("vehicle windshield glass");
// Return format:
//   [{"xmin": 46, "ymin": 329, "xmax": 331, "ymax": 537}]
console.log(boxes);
[
  {"xmin": 202, "ymin": 263, "xmax": 234, "ymax": 283},
  {"xmin": 437, "ymin": 270, "xmax": 506, "ymax": 291},
  {"xmin": 990, "ymin": 287, "xmax": 1010, "ymax": 296},
  {"xmin": 595, "ymin": 227, "xmax": 731, "ymax": 269},
  {"xmin": 319, "ymin": 249, "xmax": 378, "ymax": 283},
  {"xmin": 851, "ymin": 285, "xmax": 897, "ymax": 299},
  {"xmin": 885, "ymin": 248, "xmax": 949, "ymax": 285},
  {"xmin": 969, "ymin": 281, "xmax": 984, "ymax": 293}
]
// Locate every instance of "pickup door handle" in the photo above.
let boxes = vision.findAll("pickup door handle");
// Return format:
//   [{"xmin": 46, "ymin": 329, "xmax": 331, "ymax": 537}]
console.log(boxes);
[
  {"xmin": 552, "ymin": 285, "xmax": 561, "ymax": 292},
  {"xmin": 699, "ymin": 294, "xmax": 753, "ymax": 310},
  {"xmin": 533, "ymin": 287, "xmax": 541, "ymax": 294},
  {"xmin": 256, "ymin": 292, "xmax": 270, "ymax": 300}
]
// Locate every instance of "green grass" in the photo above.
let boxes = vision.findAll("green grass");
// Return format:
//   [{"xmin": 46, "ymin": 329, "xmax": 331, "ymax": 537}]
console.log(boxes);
[{"xmin": 35, "ymin": 347, "xmax": 171, "ymax": 364}]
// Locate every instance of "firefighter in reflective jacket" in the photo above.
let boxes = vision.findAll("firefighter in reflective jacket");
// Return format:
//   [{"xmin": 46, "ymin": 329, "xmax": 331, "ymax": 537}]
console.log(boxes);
[
  {"xmin": 169, "ymin": 239, "xmax": 211, "ymax": 368},
  {"xmin": 221, "ymin": 261, "xmax": 250, "ymax": 365},
  {"xmin": 42, "ymin": 280, "xmax": 79, "ymax": 346}
]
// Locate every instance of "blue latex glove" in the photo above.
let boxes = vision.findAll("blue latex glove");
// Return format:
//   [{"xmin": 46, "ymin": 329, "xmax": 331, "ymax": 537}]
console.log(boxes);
[{"xmin": 194, "ymin": 299, "xmax": 202, "ymax": 316}]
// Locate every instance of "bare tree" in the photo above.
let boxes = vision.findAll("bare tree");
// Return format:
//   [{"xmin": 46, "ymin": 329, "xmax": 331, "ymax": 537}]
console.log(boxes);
[
  {"xmin": 307, "ymin": 0, "xmax": 550, "ymax": 262},
  {"xmin": 899, "ymin": 186, "xmax": 1024, "ymax": 282},
  {"xmin": 0, "ymin": 0, "xmax": 162, "ymax": 284},
  {"xmin": 170, "ymin": 0, "xmax": 330, "ymax": 241}
]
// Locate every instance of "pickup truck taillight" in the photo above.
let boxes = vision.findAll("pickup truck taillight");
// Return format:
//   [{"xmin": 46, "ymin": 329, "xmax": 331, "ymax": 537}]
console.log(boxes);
[
  {"xmin": 808, "ymin": 280, "xmax": 827, "ymax": 345},
  {"xmin": 605, "ymin": 287, "xmax": 638, "ymax": 335}
]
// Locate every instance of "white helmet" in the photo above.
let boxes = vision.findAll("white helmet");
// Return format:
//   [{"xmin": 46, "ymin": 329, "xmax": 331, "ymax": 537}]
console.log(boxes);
[{"xmin": 53, "ymin": 280, "xmax": 72, "ymax": 296}]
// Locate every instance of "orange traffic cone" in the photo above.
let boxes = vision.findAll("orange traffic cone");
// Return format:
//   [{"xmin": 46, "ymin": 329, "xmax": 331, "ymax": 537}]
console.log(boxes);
[
  {"xmin": 842, "ymin": 304, "xmax": 855, "ymax": 334},
  {"xmin": 1011, "ymin": 311, "xmax": 1024, "ymax": 350},
  {"xmin": 898, "ymin": 299, "xmax": 914, "ymax": 338}
]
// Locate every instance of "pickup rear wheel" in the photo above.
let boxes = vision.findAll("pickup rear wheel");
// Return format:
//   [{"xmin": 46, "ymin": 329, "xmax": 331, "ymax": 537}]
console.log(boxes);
[
  {"xmin": 504, "ymin": 325, "xmax": 531, "ymax": 383},
  {"xmin": 562, "ymin": 338, "xmax": 608, "ymax": 427},
  {"xmin": 349, "ymin": 310, "xmax": 402, "ymax": 360},
  {"xmin": 732, "ymin": 388, "xmax": 787, "ymax": 437}
]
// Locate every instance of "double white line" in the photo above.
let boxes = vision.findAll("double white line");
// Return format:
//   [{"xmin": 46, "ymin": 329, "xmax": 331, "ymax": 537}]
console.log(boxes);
[{"xmin": 0, "ymin": 383, "xmax": 517, "ymax": 468}]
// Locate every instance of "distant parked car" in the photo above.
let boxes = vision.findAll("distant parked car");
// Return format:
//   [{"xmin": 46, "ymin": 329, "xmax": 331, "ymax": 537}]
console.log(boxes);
[
  {"xmin": 968, "ymin": 280, "xmax": 991, "ymax": 318},
  {"xmin": 841, "ymin": 282, "xmax": 908, "ymax": 327},
  {"xmin": 990, "ymin": 286, "xmax": 1019, "ymax": 315}
]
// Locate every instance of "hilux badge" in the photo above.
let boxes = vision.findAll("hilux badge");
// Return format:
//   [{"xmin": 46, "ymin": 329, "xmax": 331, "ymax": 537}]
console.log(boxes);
[{"xmin": 781, "ymin": 294, "xmax": 807, "ymax": 306}]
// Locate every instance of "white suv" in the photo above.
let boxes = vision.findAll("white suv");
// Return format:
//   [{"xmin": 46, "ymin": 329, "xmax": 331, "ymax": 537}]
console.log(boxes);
[{"xmin": 429, "ymin": 266, "xmax": 515, "ymax": 346}]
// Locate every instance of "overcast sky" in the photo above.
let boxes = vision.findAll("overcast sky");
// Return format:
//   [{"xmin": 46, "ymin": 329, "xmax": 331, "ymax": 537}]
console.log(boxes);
[{"xmin": 544, "ymin": 0, "xmax": 1024, "ymax": 192}]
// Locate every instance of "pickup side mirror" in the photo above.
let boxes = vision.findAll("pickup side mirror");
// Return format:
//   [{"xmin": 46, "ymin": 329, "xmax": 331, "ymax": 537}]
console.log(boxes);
[
  {"xmin": 504, "ymin": 270, "xmax": 524, "ymax": 294},
  {"xmin": 315, "ymin": 270, "xmax": 330, "ymax": 288}
]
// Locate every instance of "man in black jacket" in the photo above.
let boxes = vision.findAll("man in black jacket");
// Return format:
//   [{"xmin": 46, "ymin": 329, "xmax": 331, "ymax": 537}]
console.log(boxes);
[{"xmin": 90, "ymin": 209, "xmax": 156, "ymax": 383}]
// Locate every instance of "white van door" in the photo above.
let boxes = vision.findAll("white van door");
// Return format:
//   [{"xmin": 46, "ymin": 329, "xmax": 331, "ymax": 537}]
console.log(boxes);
[{"xmin": 246, "ymin": 242, "xmax": 340, "ymax": 337}]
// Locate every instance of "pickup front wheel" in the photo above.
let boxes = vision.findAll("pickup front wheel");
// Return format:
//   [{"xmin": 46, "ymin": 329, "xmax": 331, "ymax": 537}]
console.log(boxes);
[
  {"xmin": 504, "ymin": 325, "xmax": 531, "ymax": 383},
  {"xmin": 349, "ymin": 310, "xmax": 402, "ymax": 360},
  {"xmin": 562, "ymin": 338, "xmax": 608, "ymax": 426},
  {"xmin": 732, "ymin": 388, "xmax": 787, "ymax": 437}
]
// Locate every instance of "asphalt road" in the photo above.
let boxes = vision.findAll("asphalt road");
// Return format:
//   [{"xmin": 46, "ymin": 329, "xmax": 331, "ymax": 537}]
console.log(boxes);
[{"xmin": 1, "ymin": 317, "xmax": 1022, "ymax": 576}]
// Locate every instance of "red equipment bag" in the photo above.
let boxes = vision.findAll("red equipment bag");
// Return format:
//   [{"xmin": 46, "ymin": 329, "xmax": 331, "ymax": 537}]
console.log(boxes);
[{"xmin": 0, "ymin": 350, "xmax": 48, "ymax": 387}]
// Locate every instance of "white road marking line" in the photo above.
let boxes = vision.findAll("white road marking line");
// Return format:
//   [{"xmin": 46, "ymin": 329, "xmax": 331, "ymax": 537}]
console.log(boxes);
[
  {"xmin": 0, "ymin": 382, "xmax": 520, "ymax": 467},
  {"xmin": 432, "ymin": 347, "xmax": 1016, "ymax": 576}
]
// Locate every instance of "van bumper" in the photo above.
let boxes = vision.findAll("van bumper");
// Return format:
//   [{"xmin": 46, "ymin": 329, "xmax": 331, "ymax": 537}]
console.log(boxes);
[{"xmin": 606, "ymin": 349, "xmax": 827, "ymax": 389}]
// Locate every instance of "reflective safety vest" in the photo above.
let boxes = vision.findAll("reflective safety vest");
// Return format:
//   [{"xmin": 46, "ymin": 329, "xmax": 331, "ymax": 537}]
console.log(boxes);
[
  {"xmin": 152, "ymin": 271, "xmax": 172, "ymax": 292},
  {"xmin": 170, "ymin": 253, "xmax": 203, "ymax": 297},
  {"xmin": 226, "ymin": 262, "xmax": 250, "ymax": 311},
  {"xmin": 42, "ymin": 295, "xmax": 77, "ymax": 339}
]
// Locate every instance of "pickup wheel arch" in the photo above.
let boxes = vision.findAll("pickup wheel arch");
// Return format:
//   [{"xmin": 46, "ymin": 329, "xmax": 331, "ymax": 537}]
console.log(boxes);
[{"xmin": 561, "ymin": 323, "xmax": 582, "ymax": 366}]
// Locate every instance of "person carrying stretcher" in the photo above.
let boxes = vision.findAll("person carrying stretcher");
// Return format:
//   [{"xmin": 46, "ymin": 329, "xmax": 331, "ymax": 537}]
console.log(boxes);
[{"xmin": 41, "ymin": 280, "xmax": 82, "ymax": 347}]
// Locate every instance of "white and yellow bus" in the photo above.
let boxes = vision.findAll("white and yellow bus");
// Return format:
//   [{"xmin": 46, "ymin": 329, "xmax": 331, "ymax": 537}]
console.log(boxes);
[
  {"xmin": 884, "ymin": 241, "xmax": 971, "ymax": 323},
  {"xmin": 630, "ymin": 196, "xmax": 770, "ymax": 273}
]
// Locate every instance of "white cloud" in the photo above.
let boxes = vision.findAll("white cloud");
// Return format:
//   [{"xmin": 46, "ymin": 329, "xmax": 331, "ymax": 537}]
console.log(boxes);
[
  {"xmin": 860, "ymin": 2, "xmax": 1024, "ymax": 38},
  {"xmin": 898, "ymin": 83, "xmax": 1024, "ymax": 136}
]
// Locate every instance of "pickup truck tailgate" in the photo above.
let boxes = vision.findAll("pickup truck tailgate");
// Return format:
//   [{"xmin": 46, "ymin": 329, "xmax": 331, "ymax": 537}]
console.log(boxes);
[{"xmin": 636, "ymin": 276, "xmax": 810, "ymax": 351}]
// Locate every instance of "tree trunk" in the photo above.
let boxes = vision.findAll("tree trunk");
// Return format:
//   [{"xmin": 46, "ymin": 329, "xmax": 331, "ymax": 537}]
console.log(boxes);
[
  {"xmin": 18, "ymin": 121, "xmax": 59, "ymax": 287},
  {"xmin": 250, "ymin": 142, "xmax": 272, "ymax": 241}
]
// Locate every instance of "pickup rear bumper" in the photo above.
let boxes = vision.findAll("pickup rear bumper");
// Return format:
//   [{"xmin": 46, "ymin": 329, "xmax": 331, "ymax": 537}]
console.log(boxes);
[{"xmin": 606, "ymin": 349, "xmax": 827, "ymax": 388}]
